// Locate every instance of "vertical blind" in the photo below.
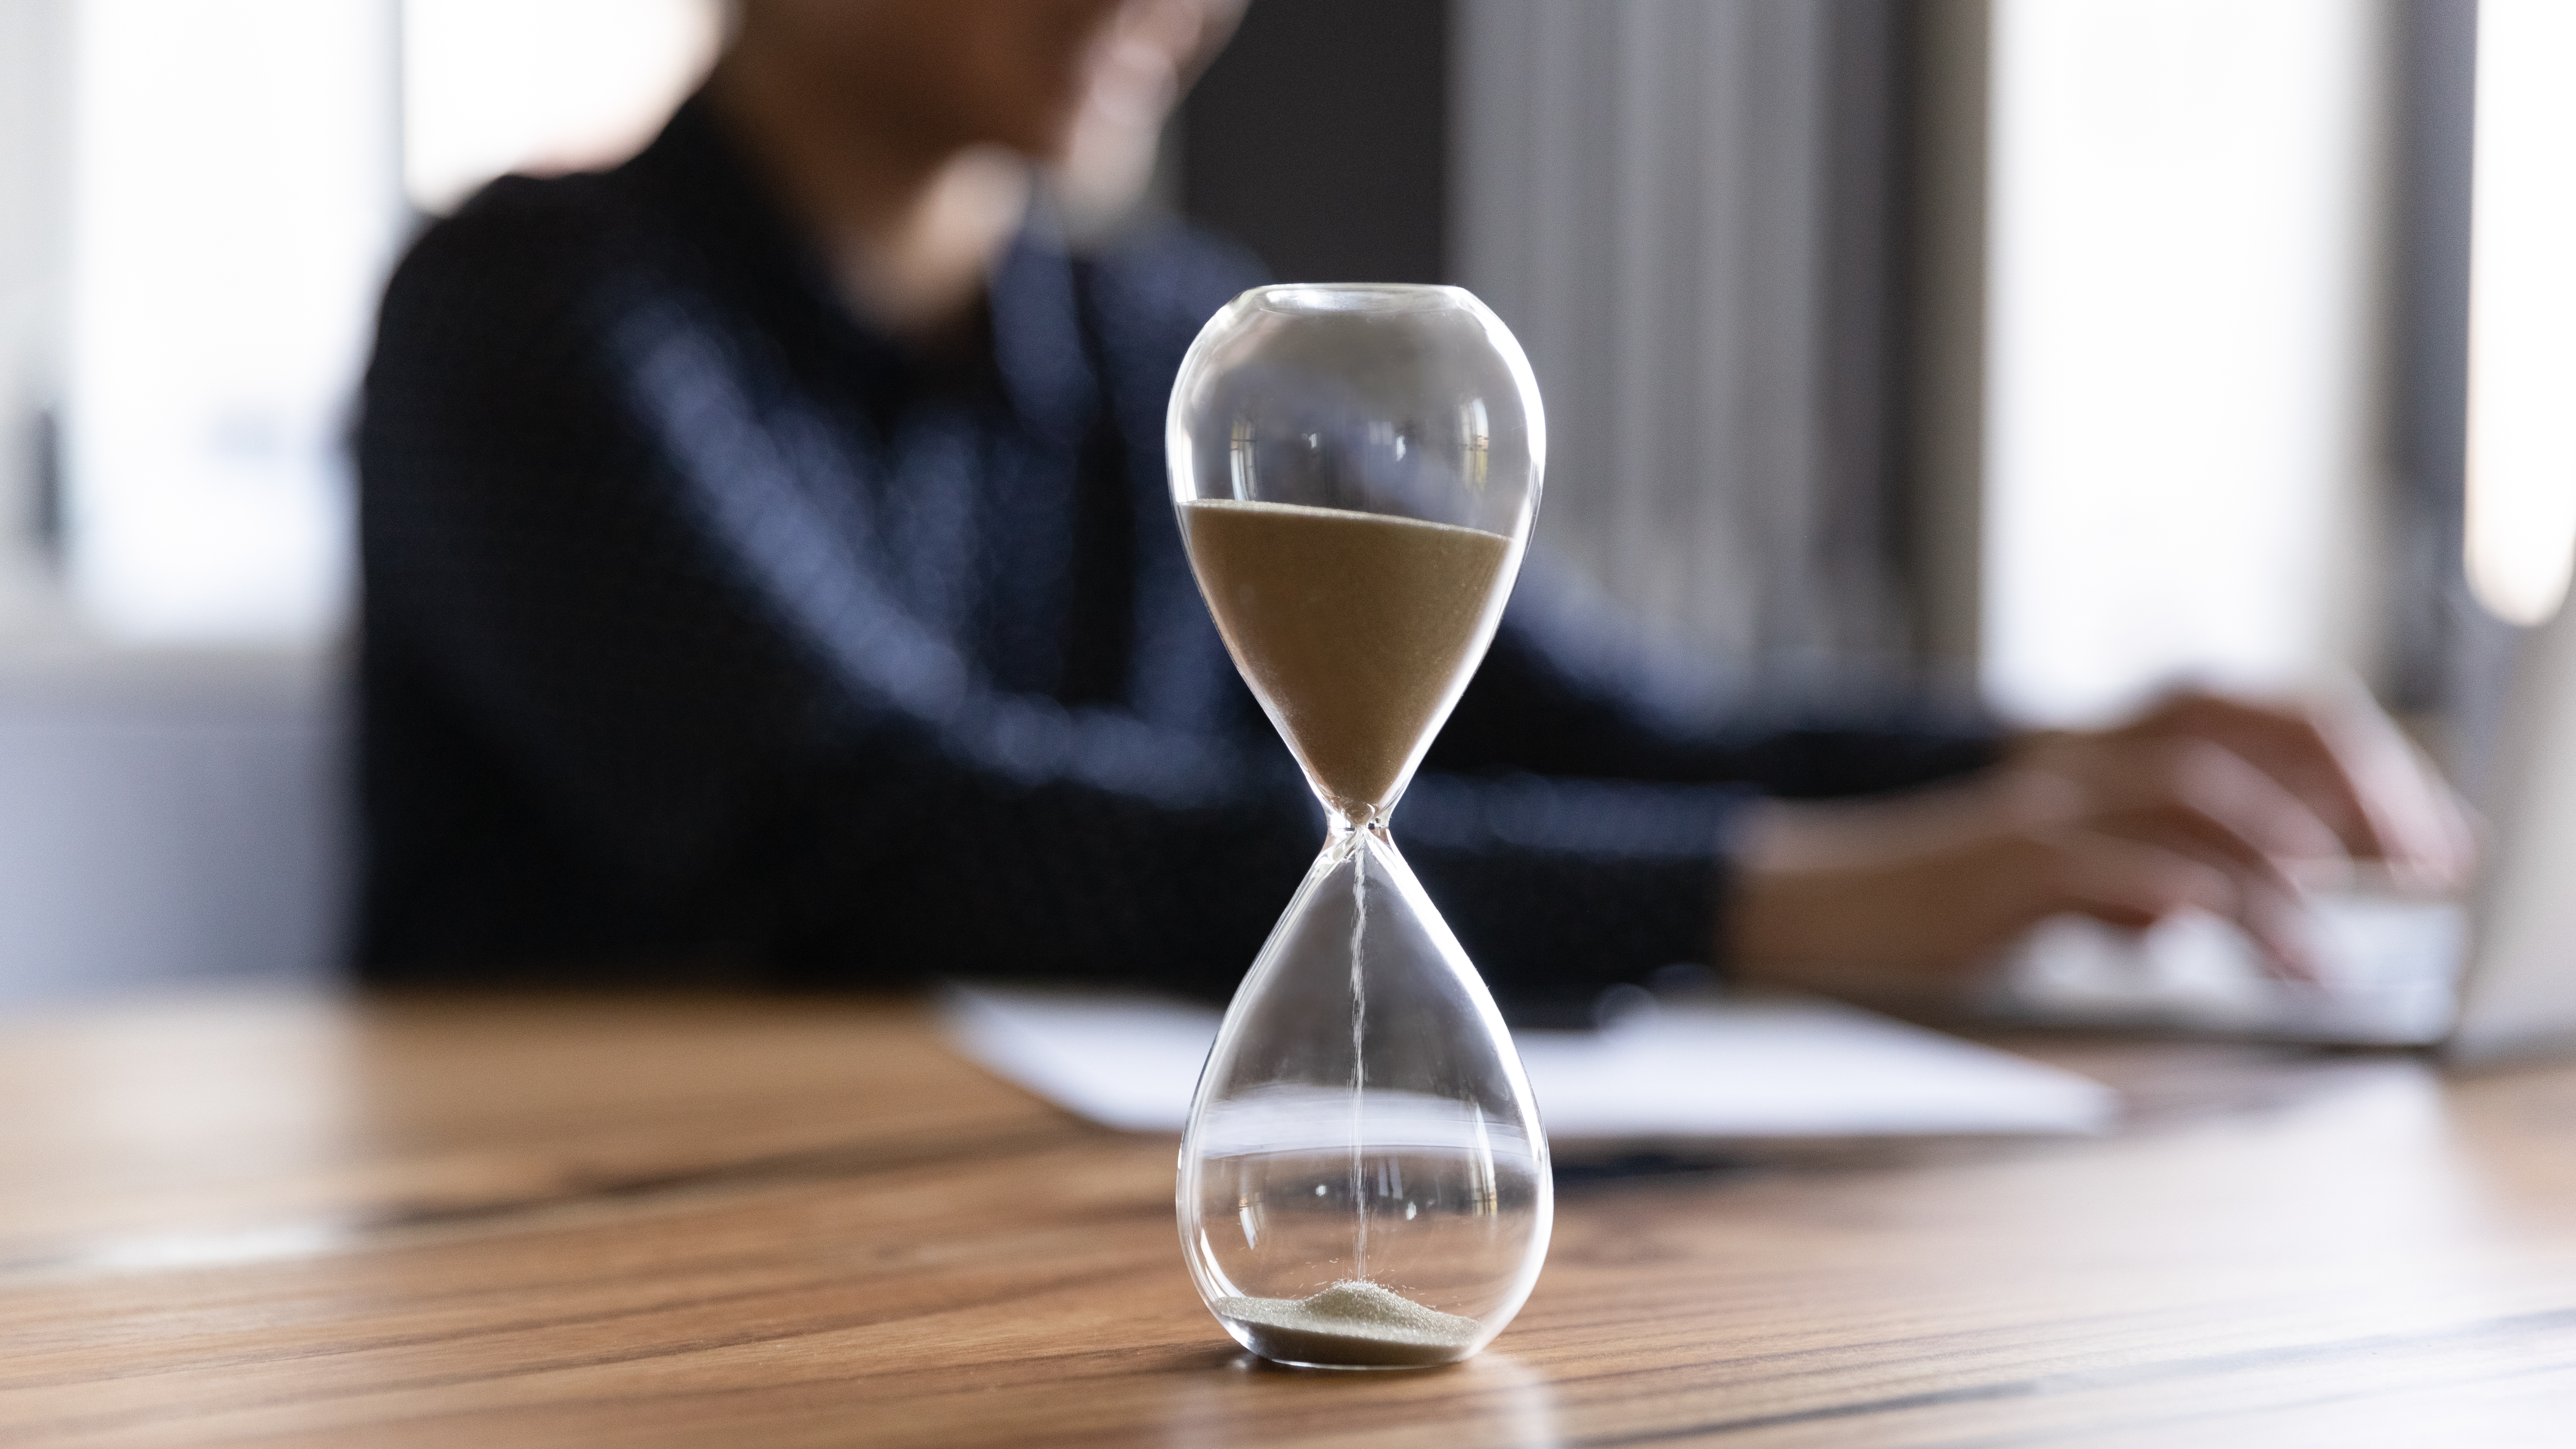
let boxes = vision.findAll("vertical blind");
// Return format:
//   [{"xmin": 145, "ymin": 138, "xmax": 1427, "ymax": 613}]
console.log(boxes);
[{"xmin": 1453, "ymin": 0, "xmax": 1913, "ymax": 675}]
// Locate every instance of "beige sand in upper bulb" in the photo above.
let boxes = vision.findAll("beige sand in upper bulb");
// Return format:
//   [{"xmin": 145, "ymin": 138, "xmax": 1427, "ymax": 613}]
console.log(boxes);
[
  {"xmin": 1180, "ymin": 499, "xmax": 1513, "ymax": 823},
  {"xmin": 1215, "ymin": 1280, "xmax": 1483, "ymax": 1368}
]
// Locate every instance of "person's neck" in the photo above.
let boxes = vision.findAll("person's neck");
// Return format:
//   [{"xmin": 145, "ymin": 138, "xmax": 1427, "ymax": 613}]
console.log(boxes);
[{"xmin": 706, "ymin": 45, "xmax": 1031, "ymax": 355}]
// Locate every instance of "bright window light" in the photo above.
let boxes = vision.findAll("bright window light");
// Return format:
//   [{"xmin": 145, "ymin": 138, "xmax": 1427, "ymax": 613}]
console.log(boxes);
[
  {"xmin": 1982, "ymin": 0, "xmax": 2383, "ymax": 725},
  {"xmin": 2463, "ymin": 0, "xmax": 2576, "ymax": 628},
  {"xmin": 66, "ymin": 0, "xmax": 400, "ymax": 643},
  {"xmin": 402, "ymin": 0, "xmax": 723, "ymax": 215},
  {"xmin": 60, "ymin": 0, "xmax": 722, "ymax": 644}
]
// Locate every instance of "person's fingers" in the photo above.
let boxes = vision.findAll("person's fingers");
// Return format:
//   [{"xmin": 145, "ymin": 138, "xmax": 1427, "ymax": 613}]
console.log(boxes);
[
  {"xmin": 2033, "ymin": 826, "xmax": 2322, "ymax": 982},
  {"xmin": 2302, "ymin": 679, "xmax": 2477, "ymax": 887},
  {"xmin": 2127, "ymin": 691, "xmax": 2380, "ymax": 854},
  {"xmin": 2038, "ymin": 828, "xmax": 2231, "ymax": 926},
  {"xmin": 2130, "ymin": 686, "xmax": 2474, "ymax": 887},
  {"xmin": 1732, "ymin": 755, "xmax": 2349, "ymax": 991},
  {"xmin": 2019, "ymin": 732, "xmax": 2338, "ymax": 979},
  {"xmin": 1982, "ymin": 746, "xmax": 2312, "ymax": 976},
  {"xmin": 2018, "ymin": 737, "xmax": 2342, "ymax": 897},
  {"xmin": 2239, "ymin": 882, "xmax": 2326, "ymax": 982},
  {"xmin": 2132, "ymin": 736, "xmax": 2343, "ymax": 869}
]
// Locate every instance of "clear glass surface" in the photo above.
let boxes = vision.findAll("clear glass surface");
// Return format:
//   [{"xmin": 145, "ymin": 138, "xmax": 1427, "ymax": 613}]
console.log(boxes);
[{"xmin": 1167, "ymin": 284, "xmax": 1550, "ymax": 1369}]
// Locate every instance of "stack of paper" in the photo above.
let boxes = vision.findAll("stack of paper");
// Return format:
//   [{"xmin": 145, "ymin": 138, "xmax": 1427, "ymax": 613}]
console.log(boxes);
[{"xmin": 943, "ymin": 986, "xmax": 2118, "ymax": 1142}]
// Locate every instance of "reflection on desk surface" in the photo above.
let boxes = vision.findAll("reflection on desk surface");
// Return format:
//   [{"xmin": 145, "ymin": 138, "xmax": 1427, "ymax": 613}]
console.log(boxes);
[{"xmin": 7, "ymin": 992, "xmax": 2576, "ymax": 1447}]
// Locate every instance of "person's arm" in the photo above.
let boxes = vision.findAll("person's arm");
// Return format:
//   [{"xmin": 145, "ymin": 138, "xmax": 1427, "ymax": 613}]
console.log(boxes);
[
  {"xmin": 1728, "ymin": 688, "xmax": 2478, "ymax": 989},
  {"xmin": 1430, "ymin": 559, "xmax": 2002, "ymax": 796},
  {"xmin": 362, "ymin": 188, "xmax": 1328, "ymax": 994},
  {"xmin": 1416, "ymin": 539, "xmax": 2473, "ymax": 993},
  {"xmin": 1339, "ymin": 555, "xmax": 1994, "ymax": 1012}
]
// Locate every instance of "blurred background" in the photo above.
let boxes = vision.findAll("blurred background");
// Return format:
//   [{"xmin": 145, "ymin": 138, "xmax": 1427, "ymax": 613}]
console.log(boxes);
[{"xmin": 0, "ymin": 0, "xmax": 2566, "ymax": 1009}]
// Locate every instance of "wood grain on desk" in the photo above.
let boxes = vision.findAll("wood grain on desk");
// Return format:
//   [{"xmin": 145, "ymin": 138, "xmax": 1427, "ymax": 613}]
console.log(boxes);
[{"xmin": 5, "ymin": 996, "xmax": 2576, "ymax": 1447}]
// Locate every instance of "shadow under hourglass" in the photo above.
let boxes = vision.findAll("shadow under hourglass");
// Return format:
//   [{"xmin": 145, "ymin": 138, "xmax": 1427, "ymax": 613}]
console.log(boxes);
[{"xmin": 1153, "ymin": 1349, "xmax": 1567, "ymax": 1448}]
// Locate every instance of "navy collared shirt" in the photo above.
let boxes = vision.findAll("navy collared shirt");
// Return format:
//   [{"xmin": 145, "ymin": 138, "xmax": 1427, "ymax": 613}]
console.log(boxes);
[{"xmin": 357, "ymin": 97, "xmax": 1992, "ymax": 1007}]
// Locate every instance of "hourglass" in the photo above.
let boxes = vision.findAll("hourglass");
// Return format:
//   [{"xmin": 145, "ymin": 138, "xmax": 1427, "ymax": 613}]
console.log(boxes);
[{"xmin": 1167, "ymin": 284, "xmax": 1550, "ymax": 1369}]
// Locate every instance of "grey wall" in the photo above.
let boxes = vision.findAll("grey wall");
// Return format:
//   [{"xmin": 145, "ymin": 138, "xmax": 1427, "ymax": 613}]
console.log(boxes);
[
  {"xmin": 1180, "ymin": 0, "xmax": 1450, "ymax": 285},
  {"xmin": 0, "ymin": 649, "xmax": 348, "ymax": 1013},
  {"xmin": 0, "ymin": 0, "xmax": 68, "ymax": 616}
]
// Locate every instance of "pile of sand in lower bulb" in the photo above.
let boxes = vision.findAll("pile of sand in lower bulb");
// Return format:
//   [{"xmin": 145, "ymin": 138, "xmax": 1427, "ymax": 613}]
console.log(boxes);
[{"xmin": 1213, "ymin": 1280, "xmax": 1482, "ymax": 1368}]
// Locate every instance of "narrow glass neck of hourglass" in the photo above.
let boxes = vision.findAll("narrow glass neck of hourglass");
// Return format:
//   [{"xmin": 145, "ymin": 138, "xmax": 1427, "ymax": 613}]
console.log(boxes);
[{"xmin": 1326, "ymin": 805, "xmax": 1393, "ymax": 844}]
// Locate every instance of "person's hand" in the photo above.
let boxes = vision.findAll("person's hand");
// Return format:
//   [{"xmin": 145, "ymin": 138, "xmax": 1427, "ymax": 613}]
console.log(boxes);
[{"xmin": 1725, "ymin": 686, "xmax": 2476, "ymax": 992}]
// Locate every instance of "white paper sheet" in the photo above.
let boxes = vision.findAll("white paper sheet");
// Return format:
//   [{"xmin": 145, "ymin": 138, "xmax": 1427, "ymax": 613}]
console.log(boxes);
[{"xmin": 943, "ymin": 985, "xmax": 2119, "ymax": 1141}]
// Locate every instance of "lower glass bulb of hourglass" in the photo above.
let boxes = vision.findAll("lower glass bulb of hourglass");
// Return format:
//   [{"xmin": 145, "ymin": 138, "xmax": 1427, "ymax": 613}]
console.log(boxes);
[{"xmin": 1177, "ymin": 827, "xmax": 1552, "ymax": 1369}]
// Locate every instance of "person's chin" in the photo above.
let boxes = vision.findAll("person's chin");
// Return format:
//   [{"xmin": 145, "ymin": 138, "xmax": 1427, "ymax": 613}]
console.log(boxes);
[
  {"xmin": 963, "ymin": 112, "xmax": 1079, "ymax": 169},
  {"xmin": 963, "ymin": 79, "xmax": 1088, "ymax": 153}
]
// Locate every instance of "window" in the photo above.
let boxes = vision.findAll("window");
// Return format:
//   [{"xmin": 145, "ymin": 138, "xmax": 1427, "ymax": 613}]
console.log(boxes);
[
  {"xmin": 2463, "ymin": 0, "xmax": 2576, "ymax": 626},
  {"xmin": 47, "ymin": 0, "xmax": 717, "ymax": 644},
  {"xmin": 1980, "ymin": 0, "xmax": 2389, "ymax": 724}
]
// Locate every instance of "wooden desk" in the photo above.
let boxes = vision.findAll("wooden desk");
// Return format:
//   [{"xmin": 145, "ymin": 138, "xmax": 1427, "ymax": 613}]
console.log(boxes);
[{"xmin": 7, "ymin": 996, "xmax": 2576, "ymax": 1447}]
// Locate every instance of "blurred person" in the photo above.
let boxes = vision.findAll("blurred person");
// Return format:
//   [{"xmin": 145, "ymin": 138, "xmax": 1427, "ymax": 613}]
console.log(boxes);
[{"xmin": 357, "ymin": 0, "xmax": 2470, "ymax": 1011}]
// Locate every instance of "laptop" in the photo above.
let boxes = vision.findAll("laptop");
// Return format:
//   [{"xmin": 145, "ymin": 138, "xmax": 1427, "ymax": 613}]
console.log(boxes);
[{"xmin": 1983, "ymin": 593, "xmax": 2576, "ymax": 1067}]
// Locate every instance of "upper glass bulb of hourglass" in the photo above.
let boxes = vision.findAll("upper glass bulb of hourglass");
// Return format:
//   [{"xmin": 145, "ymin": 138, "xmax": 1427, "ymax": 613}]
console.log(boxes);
[{"xmin": 1167, "ymin": 285, "xmax": 1545, "ymax": 827}]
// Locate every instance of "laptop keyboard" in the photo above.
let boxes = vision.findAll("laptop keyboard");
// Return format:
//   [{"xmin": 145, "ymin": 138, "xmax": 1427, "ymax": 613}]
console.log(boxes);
[{"xmin": 1994, "ymin": 893, "xmax": 2468, "ymax": 1042}]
